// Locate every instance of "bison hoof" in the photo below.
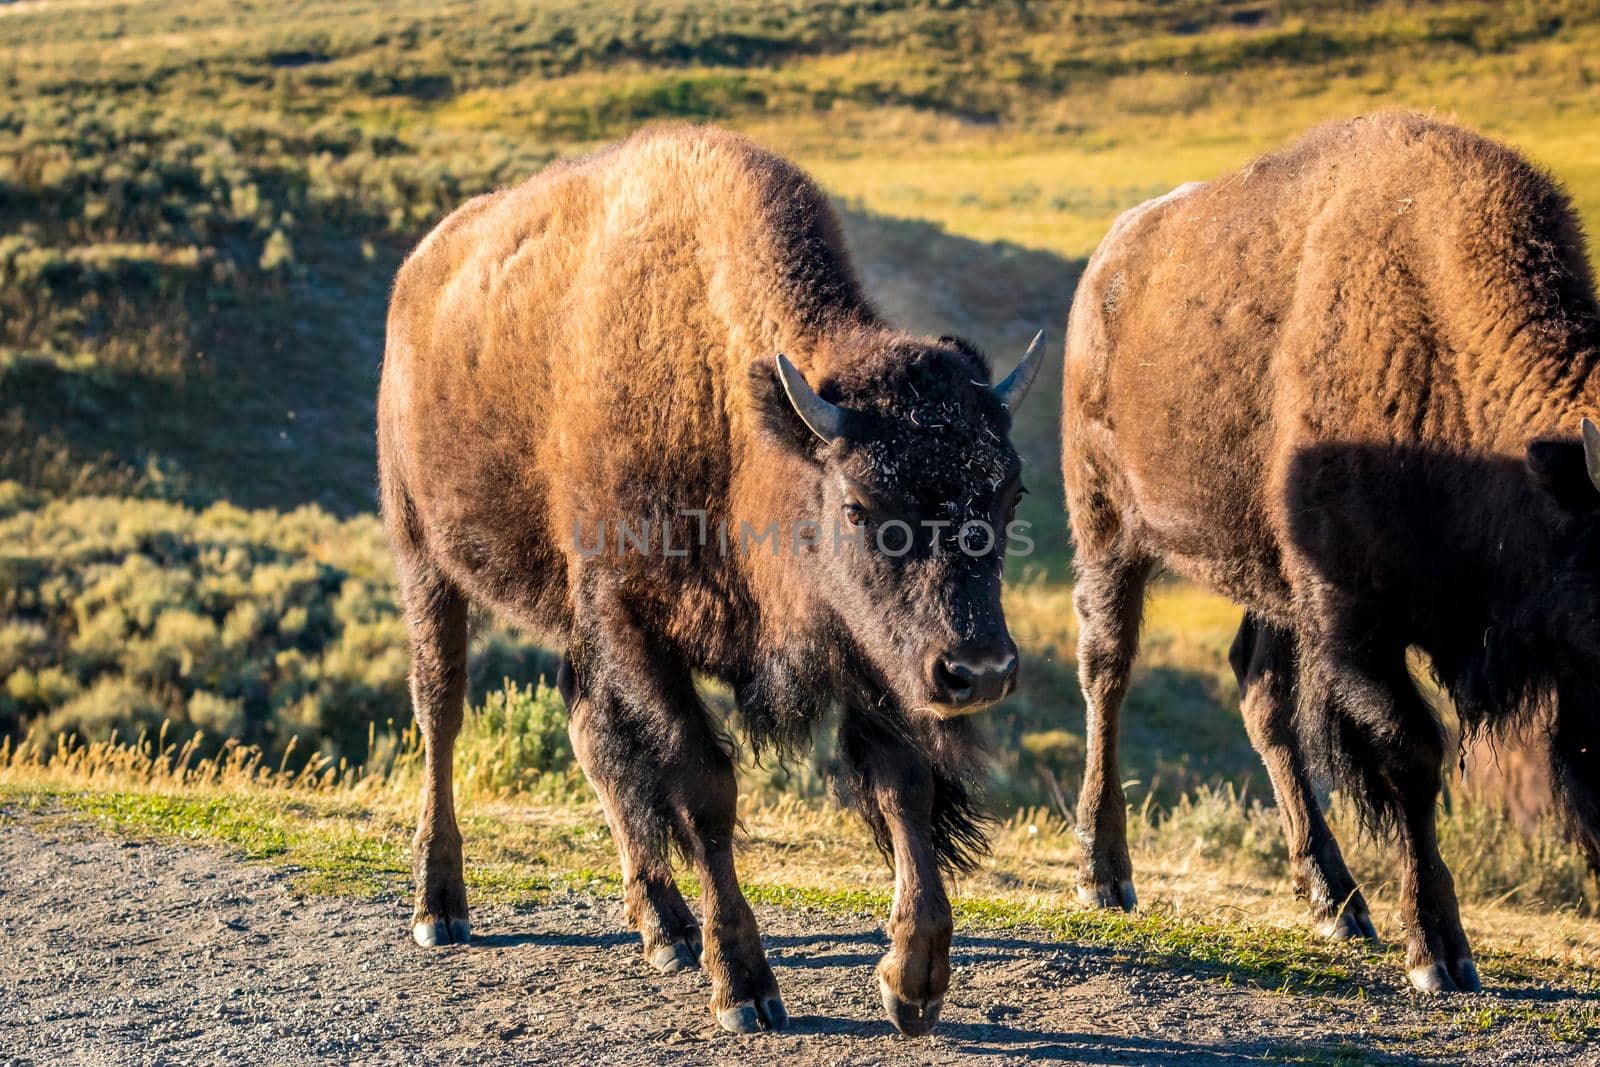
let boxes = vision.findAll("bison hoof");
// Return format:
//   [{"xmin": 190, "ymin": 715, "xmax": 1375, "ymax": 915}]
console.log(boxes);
[
  {"xmin": 1408, "ymin": 963, "xmax": 1457, "ymax": 993},
  {"xmin": 1451, "ymin": 958, "xmax": 1482, "ymax": 992},
  {"xmin": 1077, "ymin": 878, "xmax": 1137, "ymax": 912},
  {"xmin": 413, "ymin": 917, "xmax": 471, "ymax": 947},
  {"xmin": 759, "ymin": 996, "xmax": 789, "ymax": 1030},
  {"xmin": 1318, "ymin": 908, "xmax": 1378, "ymax": 943},
  {"xmin": 650, "ymin": 940, "xmax": 700, "ymax": 974},
  {"xmin": 714, "ymin": 995, "xmax": 788, "ymax": 1034},
  {"xmin": 717, "ymin": 1002, "xmax": 762, "ymax": 1034},
  {"xmin": 879, "ymin": 975, "xmax": 943, "ymax": 1037}
]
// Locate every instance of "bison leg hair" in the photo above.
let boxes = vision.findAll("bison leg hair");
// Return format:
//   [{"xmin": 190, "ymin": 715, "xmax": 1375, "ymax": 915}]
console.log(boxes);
[
  {"xmin": 399, "ymin": 559, "xmax": 473, "ymax": 948},
  {"xmin": 558, "ymin": 653, "xmax": 702, "ymax": 976},
  {"xmin": 1071, "ymin": 553, "xmax": 1152, "ymax": 912},
  {"xmin": 564, "ymin": 587, "xmax": 785, "ymax": 1033},
  {"xmin": 836, "ymin": 713, "xmax": 955, "ymax": 1038},
  {"xmin": 1229, "ymin": 615, "xmax": 1376, "ymax": 942},
  {"xmin": 1303, "ymin": 625, "xmax": 1478, "ymax": 993}
]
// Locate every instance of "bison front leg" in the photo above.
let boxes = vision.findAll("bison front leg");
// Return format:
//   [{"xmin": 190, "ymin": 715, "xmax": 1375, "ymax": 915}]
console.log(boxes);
[
  {"xmin": 565, "ymin": 589, "xmax": 784, "ymax": 1034},
  {"xmin": 838, "ymin": 714, "xmax": 954, "ymax": 1037},
  {"xmin": 1072, "ymin": 552, "xmax": 1152, "ymax": 911},
  {"xmin": 400, "ymin": 561, "xmax": 472, "ymax": 947},
  {"xmin": 558, "ymin": 656, "xmax": 701, "ymax": 974},
  {"xmin": 1229, "ymin": 615, "xmax": 1376, "ymax": 941}
]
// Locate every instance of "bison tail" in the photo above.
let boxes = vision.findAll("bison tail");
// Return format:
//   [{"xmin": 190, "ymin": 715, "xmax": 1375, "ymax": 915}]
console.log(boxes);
[
  {"xmin": 1294, "ymin": 653, "xmax": 1448, "ymax": 840},
  {"xmin": 1298, "ymin": 702, "xmax": 1407, "ymax": 839},
  {"xmin": 1550, "ymin": 686, "xmax": 1600, "ymax": 873}
]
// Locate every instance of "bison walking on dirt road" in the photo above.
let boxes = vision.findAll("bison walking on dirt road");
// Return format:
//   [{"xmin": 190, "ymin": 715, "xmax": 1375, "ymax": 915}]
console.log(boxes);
[
  {"xmin": 1062, "ymin": 111, "xmax": 1600, "ymax": 993},
  {"xmin": 379, "ymin": 126, "xmax": 1043, "ymax": 1035}
]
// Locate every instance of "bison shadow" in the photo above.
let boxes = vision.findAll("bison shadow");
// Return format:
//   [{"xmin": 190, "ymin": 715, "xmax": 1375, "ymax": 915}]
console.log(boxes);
[{"xmin": 467, "ymin": 917, "xmax": 1580, "ymax": 1060}]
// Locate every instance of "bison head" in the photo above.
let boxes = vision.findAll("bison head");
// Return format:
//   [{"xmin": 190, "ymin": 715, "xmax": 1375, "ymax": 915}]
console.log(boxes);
[{"xmin": 750, "ymin": 332, "xmax": 1045, "ymax": 719}]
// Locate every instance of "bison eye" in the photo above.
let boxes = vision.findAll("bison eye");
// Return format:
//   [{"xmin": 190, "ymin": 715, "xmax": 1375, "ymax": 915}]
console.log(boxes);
[
  {"xmin": 843, "ymin": 502, "xmax": 867, "ymax": 528},
  {"xmin": 1005, "ymin": 484, "xmax": 1028, "ymax": 524}
]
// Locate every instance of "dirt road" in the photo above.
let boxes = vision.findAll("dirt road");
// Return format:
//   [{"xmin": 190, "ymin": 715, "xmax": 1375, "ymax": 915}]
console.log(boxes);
[{"xmin": 0, "ymin": 814, "xmax": 1589, "ymax": 1065}]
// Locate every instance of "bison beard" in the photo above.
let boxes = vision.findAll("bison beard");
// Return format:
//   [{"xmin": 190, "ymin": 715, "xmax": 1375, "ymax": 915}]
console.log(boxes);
[
  {"xmin": 378, "ymin": 125, "xmax": 1040, "ymax": 1037},
  {"xmin": 1062, "ymin": 111, "xmax": 1600, "ymax": 995},
  {"xmin": 832, "ymin": 711, "xmax": 994, "ymax": 877}
]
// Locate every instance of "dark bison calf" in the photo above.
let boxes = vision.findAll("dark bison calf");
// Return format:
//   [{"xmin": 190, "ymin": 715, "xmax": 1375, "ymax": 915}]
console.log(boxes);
[
  {"xmin": 1062, "ymin": 111, "xmax": 1600, "ymax": 992},
  {"xmin": 379, "ymin": 126, "xmax": 1043, "ymax": 1034}
]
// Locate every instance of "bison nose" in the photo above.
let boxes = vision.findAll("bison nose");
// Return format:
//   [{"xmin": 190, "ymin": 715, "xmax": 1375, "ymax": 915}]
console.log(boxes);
[{"xmin": 929, "ymin": 642, "xmax": 1018, "ymax": 709}]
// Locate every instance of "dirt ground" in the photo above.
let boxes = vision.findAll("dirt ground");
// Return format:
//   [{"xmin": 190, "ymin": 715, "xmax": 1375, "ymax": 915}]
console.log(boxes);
[{"xmin": 0, "ymin": 813, "xmax": 1593, "ymax": 1066}]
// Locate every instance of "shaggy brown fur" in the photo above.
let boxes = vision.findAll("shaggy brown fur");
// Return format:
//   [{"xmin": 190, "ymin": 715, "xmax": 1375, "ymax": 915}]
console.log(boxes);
[
  {"xmin": 379, "ymin": 125, "xmax": 1039, "ymax": 1036},
  {"xmin": 1062, "ymin": 111, "xmax": 1600, "ymax": 993}
]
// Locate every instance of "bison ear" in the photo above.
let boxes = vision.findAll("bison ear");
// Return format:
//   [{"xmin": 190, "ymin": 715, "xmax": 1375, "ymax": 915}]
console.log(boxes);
[
  {"xmin": 748, "ymin": 356, "xmax": 845, "ymax": 458},
  {"xmin": 1583, "ymin": 417, "xmax": 1600, "ymax": 491},
  {"xmin": 1526, "ymin": 434, "xmax": 1600, "ymax": 512}
]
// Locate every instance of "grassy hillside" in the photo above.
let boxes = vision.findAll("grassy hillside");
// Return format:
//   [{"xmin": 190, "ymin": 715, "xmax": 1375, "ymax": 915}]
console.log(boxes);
[{"xmin": 3, "ymin": 0, "xmax": 1600, "ymax": 862}]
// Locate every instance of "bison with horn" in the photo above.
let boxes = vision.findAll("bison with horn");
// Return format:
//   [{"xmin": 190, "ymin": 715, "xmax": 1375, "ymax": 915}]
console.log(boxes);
[{"xmin": 379, "ymin": 125, "xmax": 1043, "ymax": 1035}]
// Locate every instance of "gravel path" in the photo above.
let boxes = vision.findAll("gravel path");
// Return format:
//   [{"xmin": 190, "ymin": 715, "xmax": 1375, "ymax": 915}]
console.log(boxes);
[{"xmin": 0, "ymin": 813, "xmax": 1591, "ymax": 1065}]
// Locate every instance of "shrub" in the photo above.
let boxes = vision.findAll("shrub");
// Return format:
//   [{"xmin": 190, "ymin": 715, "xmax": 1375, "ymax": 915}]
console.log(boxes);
[
  {"xmin": 35, "ymin": 675, "xmax": 168, "ymax": 745},
  {"xmin": 0, "ymin": 495, "xmax": 551, "ymax": 765},
  {"xmin": 258, "ymin": 228, "xmax": 296, "ymax": 275},
  {"xmin": 454, "ymin": 678, "xmax": 581, "ymax": 799},
  {"xmin": 1135, "ymin": 782, "xmax": 1289, "ymax": 876}
]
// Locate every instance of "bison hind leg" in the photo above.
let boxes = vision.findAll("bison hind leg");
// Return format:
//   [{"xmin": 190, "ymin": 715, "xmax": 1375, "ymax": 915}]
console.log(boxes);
[{"xmin": 1231, "ymin": 614, "xmax": 1376, "ymax": 942}]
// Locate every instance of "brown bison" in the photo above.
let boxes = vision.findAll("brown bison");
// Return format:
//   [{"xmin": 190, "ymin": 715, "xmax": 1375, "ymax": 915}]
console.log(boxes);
[
  {"xmin": 378, "ymin": 125, "xmax": 1044, "ymax": 1035},
  {"xmin": 1062, "ymin": 111, "xmax": 1600, "ymax": 993}
]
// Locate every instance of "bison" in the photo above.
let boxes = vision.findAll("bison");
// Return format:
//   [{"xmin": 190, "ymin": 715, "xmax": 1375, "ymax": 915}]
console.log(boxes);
[
  {"xmin": 1061, "ymin": 111, "xmax": 1600, "ymax": 992},
  {"xmin": 378, "ymin": 125, "xmax": 1044, "ymax": 1035}
]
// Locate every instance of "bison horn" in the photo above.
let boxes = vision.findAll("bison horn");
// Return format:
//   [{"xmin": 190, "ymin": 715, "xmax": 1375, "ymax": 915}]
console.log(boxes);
[
  {"xmin": 1583, "ymin": 417, "xmax": 1600, "ymax": 493},
  {"xmin": 993, "ymin": 329, "xmax": 1045, "ymax": 411},
  {"xmin": 775, "ymin": 353, "xmax": 852, "ymax": 443}
]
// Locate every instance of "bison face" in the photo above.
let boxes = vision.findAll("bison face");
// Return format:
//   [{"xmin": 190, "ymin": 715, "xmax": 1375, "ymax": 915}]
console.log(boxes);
[{"xmin": 750, "ymin": 334, "xmax": 1044, "ymax": 718}]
